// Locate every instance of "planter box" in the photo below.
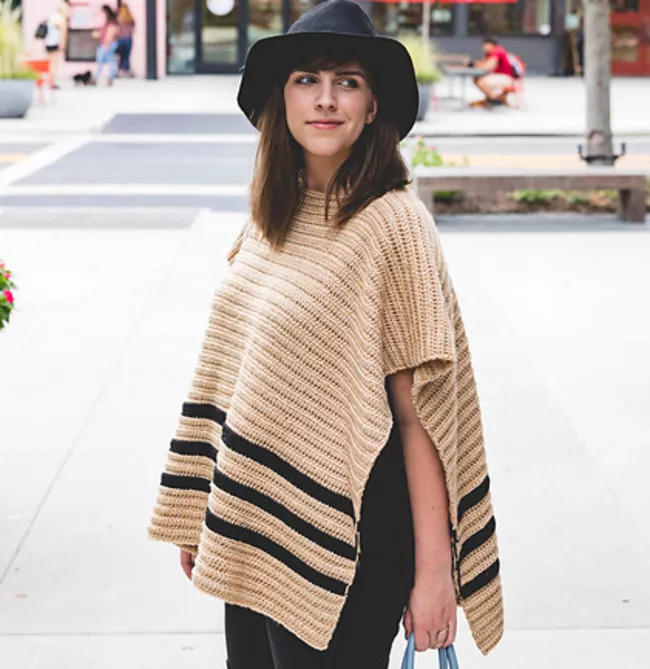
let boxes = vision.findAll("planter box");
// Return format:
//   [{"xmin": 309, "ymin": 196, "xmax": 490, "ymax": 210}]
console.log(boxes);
[
  {"xmin": 417, "ymin": 83, "xmax": 432, "ymax": 121},
  {"xmin": 0, "ymin": 79, "xmax": 35, "ymax": 118}
]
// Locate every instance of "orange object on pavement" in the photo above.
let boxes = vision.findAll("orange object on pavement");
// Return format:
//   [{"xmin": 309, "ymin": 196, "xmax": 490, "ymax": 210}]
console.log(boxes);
[{"xmin": 24, "ymin": 59, "xmax": 55, "ymax": 103}]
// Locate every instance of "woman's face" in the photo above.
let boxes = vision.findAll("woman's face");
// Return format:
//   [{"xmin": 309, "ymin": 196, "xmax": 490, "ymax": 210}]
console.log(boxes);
[{"xmin": 283, "ymin": 61, "xmax": 377, "ymax": 164}]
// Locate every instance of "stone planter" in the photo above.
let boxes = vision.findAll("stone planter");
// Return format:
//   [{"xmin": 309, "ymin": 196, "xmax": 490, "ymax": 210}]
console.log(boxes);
[
  {"xmin": 0, "ymin": 79, "xmax": 35, "ymax": 118},
  {"xmin": 416, "ymin": 82, "xmax": 433, "ymax": 121}
]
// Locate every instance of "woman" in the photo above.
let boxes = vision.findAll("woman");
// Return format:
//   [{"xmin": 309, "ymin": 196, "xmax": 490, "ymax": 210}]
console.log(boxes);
[
  {"xmin": 148, "ymin": 2, "xmax": 504, "ymax": 667},
  {"xmin": 116, "ymin": 1, "xmax": 136, "ymax": 78},
  {"xmin": 91, "ymin": 5, "xmax": 120, "ymax": 86},
  {"xmin": 44, "ymin": 1, "xmax": 70, "ymax": 89}
]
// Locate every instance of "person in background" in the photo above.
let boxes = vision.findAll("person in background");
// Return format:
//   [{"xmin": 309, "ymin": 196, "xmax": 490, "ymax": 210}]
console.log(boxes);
[
  {"xmin": 470, "ymin": 36, "xmax": 514, "ymax": 107},
  {"xmin": 116, "ymin": 0, "xmax": 136, "ymax": 78},
  {"xmin": 91, "ymin": 5, "xmax": 120, "ymax": 86},
  {"xmin": 44, "ymin": 1, "xmax": 70, "ymax": 89}
]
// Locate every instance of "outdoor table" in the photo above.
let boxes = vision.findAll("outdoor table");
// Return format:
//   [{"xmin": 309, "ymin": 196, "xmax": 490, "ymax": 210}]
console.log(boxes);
[{"xmin": 440, "ymin": 65, "xmax": 489, "ymax": 109}]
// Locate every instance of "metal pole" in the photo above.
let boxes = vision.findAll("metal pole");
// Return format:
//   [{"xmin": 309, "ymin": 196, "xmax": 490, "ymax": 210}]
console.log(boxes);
[{"xmin": 146, "ymin": 0, "xmax": 158, "ymax": 80}]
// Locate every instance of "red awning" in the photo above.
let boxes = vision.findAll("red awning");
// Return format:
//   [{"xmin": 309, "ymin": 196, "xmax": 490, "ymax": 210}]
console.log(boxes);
[{"xmin": 371, "ymin": 0, "xmax": 517, "ymax": 3}]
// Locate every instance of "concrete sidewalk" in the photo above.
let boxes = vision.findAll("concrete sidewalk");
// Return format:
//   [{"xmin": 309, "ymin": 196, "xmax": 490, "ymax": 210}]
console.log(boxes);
[
  {"xmin": 0, "ymin": 74, "xmax": 649, "ymax": 138},
  {"xmin": 0, "ymin": 207, "xmax": 649, "ymax": 668}
]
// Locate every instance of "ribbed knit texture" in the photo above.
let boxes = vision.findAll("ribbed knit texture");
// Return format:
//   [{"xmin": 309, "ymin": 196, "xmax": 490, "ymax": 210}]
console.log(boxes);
[{"xmin": 148, "ymin": 187, "xmax": 504, "ymax": 654}]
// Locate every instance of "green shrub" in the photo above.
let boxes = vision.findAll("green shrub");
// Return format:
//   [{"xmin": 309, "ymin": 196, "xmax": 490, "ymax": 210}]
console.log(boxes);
[
  {"xmin": 513, "ymin": 189, "xmax": 561, "ymax": 204},
  {"xmin": 399, "ymin": 36, "xmax": 442, "ymax": 84},
  {"xmin": 0, "ymin": 0, "xmax": 34, "ymax": 80},
  {"xmin": 411, "ymin": 138, "xmax": 467, "ymax": 204},
  {"xmin": 432, "ymin": 190, "xmax": 458, "ymax": 203},
  {"xmin": 567, "ymin": 192, "xmax": 589, "ymax": 206},
  {"xmin": 411, "ymin": 138, "xmax": 468, "ymax": 169},
  {"xmin": 412, "ymin": 138, "xmax": 444, "ymax": 167}
]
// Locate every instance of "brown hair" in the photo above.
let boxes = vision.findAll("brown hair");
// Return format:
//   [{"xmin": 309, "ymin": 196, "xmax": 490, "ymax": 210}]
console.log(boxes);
[
  {"xmin": 118, "ymin": 3, "xmax": 135, "ymax": 24},
  {"xmin": 250, "ymin": 52, "xmax": 411, "ymax": 252}
]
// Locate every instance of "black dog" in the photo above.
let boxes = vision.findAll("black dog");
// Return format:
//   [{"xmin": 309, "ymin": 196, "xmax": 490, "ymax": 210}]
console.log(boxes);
[{"xmin": 73, "ymin": 71, "xmax": 93, "ymax": 86}]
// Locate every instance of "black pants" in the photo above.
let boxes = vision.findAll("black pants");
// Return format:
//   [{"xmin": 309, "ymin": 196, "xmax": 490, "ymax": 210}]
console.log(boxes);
[{"xmin": 225, "ymin": 381, "xmax": 415, "ymax": 669}]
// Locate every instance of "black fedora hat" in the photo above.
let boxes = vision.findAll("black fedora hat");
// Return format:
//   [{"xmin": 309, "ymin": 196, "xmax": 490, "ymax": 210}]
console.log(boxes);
[{"xmin": 237, "ymin": 0, "xmax": 419, "ymax": 140}]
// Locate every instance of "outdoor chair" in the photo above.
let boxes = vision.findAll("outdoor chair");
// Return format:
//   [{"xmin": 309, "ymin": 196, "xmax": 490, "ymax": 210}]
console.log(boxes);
[{"xmin": 503, "ymin": 55, "xmax": 526, "ymax": 109}]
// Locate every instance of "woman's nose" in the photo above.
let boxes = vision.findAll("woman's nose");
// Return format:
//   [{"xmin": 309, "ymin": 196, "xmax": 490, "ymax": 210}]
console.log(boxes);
[{"xmin": 315, "ymin": 81, "xmax": 337, "ymax": 110}]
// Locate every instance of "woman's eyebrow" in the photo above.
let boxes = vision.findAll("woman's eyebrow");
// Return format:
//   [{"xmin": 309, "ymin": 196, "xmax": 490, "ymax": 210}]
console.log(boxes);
[
  {"xmin": 334, "ymin": 69, "xmax": 365, "ymax": 78},
  {"xmin": 292, "ymin": 67, "xmax": 366, "ymax": 78}
]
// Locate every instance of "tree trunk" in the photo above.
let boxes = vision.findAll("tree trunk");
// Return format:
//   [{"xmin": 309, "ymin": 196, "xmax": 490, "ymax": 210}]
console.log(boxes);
[
  {"xmin": 584, "ymin": 0, "xmax": 614, "ymax": 164},
  {"xmin": 422, "ymin": 0, "xmax": 431, "ymax": 47}
]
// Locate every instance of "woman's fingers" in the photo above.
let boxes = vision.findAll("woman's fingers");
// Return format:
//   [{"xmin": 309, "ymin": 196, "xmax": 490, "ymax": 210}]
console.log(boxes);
[
  {"xmin": 180, "ymin": 549, "xmax": 195, "ymax": 580},
  {"xmin": 414, "ymin": 626, "xmax": 430, "ymax": 652},
  {"xmin": 430, "ymin": 627, "xmax": 448, "ymax": 649},
  {"xmin": 444, "ymin": 613, "xmax": 458, "ymax": 647},
  {"xmin": 403, "ymin": 607, "xmax": 413, "ymax": 639}
]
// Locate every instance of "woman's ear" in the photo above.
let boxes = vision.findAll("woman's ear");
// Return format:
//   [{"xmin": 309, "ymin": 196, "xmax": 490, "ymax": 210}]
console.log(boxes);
[{"xmin": 366, "ymin": 96, "xmax": 378, "ymax": 124}]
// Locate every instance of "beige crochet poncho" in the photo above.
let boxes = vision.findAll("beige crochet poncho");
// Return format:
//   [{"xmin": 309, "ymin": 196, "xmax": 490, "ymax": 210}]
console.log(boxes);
[{"xmin": 148, "ymin": 186, "xmax": 504, "ymax": 654}]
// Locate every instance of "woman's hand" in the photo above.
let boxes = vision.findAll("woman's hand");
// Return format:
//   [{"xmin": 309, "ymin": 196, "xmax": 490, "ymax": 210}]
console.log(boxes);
[
  {"xmin": 180, "ymin": 548, "xmax": 195, "ymax": 580},
  {"xmin": 403, "ymin": 565, "xmax": 457, "ymax": 651}
]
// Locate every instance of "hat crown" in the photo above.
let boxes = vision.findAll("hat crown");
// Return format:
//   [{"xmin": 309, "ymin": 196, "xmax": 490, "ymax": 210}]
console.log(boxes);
[{"xmin": 288, "ymin": 0, "xmax": 376, "ymax": 38}]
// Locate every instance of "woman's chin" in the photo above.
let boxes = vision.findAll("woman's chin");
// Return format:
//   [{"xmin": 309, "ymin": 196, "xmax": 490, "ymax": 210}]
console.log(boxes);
[{"xmin": 303, "ymin": 142, "xmax": 354, "ymax": 160}]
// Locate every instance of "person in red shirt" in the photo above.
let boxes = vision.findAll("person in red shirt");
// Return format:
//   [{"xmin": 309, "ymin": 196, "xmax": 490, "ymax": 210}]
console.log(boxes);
[{"xmin": 470, "ymin": 36, "xmax": 515, "ymax": 107}]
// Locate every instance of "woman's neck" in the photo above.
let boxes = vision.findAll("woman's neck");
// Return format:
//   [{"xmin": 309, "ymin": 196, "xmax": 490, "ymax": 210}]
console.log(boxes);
[{"xmin": 303, "ymin": 151, "xmax": 349, "ymax": 192}]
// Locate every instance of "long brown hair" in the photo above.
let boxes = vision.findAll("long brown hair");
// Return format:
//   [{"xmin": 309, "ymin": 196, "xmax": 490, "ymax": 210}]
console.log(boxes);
[
  {"xmin": 250, "ymin": 51, "xmax": 411, "ymax": 252},
  {"xmin": 117, "ymin": 3, "xmax": 135, "ymax": 24}
]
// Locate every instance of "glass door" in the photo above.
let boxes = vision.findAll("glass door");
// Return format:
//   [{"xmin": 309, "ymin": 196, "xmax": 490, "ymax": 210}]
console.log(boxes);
[
  {"xmin": 197, "ymin": 0, "xmax": 246, "ymax": 72},
  {"xmin": 195, "ymin": 0, "xmax": 320, "ymax": 73}
]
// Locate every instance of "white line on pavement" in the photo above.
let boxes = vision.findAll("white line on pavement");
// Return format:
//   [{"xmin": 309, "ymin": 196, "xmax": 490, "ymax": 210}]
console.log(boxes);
[
  {"xmin": 1, "ymin": 184, "xmax": 249, "ymax": 196},
  {"xmin": 0, "ymin": 140, "xmax": 88, "ymax": 191},
  {"xmin": 0, "ymin": 133, "xmax": 259, "ymax": 145},
  {"xmin": 89, "ymin": 133, "xmax": 259, "ymax": 144}
]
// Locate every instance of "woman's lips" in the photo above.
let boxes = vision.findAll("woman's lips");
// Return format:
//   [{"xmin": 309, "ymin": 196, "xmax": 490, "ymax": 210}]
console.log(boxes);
[{"xmin": 308, "ymin": 121, "xmax": 343, "ymax": 130}]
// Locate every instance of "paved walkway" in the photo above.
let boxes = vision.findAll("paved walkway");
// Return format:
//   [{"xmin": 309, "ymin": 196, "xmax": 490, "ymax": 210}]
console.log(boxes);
[
  {"xmin": 1, "ymin": 74, "xmax": 650, "ymax": 138},
  {"xmin": 1, "ymin": 207, "xmax": 649, "ymax": 668}
]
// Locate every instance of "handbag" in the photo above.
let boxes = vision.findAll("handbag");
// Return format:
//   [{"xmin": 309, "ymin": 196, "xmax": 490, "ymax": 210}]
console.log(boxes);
[
  {"xmin": 35, "ymin": 21, "xmax": 48, "ymax": 40},
  {"xmin": 401, "ymin": 633, "xmax": 459, "ymax": 669}
]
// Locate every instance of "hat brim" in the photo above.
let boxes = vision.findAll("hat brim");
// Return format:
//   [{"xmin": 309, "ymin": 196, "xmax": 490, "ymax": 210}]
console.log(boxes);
[{"xmin": 237, "ymin": 32, "xmax": 418, "ymax": 141}]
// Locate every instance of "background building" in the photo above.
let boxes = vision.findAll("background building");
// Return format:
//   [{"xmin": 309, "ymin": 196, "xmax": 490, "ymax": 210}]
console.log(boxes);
[
  {"xmin": 21, "ymin": 0, "xmax": 650, "ymax": 77},
  {"xmin": 22, "ymin": 0, "xmax": 166, "ymax": 79}
]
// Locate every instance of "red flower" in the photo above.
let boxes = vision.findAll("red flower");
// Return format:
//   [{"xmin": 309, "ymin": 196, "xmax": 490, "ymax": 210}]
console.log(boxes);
[{"xmin": 3, "ymin": 290, "xmax": 14, "ymax": 304}]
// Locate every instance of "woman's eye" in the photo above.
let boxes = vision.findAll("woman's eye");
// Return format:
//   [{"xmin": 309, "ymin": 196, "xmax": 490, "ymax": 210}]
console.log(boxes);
[
  {"xmin": 339, "ymin": 78, "xmax": 360, "ymax": 89},
  {"xmin": 296, "ymin": 75, "xmax": 317, "ymax": 85}
]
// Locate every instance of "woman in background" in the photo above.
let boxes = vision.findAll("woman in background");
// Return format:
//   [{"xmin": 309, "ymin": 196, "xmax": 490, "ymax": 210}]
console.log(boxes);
[
  {"xmin": 44, "ymin": 1, "xmax": 70, "ymax": 89},
  {"xmin": 91, "ymin": 5, "xmax": 120, "ymax": 86},
  {"xmin": 116, "ymin": 1, "xmax": 136, "ymax": 78}
]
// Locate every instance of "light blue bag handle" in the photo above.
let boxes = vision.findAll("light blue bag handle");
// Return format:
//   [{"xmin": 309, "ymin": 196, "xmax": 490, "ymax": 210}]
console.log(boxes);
[{"xmin": 401, "ymin": 633, "xmax": 459, "ymax": 669}]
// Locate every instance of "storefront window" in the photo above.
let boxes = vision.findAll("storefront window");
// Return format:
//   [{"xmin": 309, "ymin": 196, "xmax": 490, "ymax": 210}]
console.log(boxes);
[
  {"xmin": 249, "ymin": 0, "xmax": 284, "ymax": 48},
  {"xmin": 610, "ymin": 0, "xmax": 640, "ymax": 12},
  {"xmin": 168, "ymin": 0, "xmax": 196, "ymax": 73},
  {"xmin": 290, "ymin": 0, "xmax": 321, "ymax": 25},
  {"xmin": 611, "ymin": 25, "xmax": 639, "ymax": 61},
  {"xmin": 468, "ymin": 0, "xmax": 551, "ymax": 36},
  {"xmin": 370, "ymin": 1, "xmax": 454, "ymax": 38}
]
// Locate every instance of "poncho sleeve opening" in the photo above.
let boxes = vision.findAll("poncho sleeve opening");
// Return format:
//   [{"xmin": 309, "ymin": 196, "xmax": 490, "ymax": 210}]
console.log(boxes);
[{"xmin": 379, "ymin": 197, "xmax": 461, "ymax": 587}]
